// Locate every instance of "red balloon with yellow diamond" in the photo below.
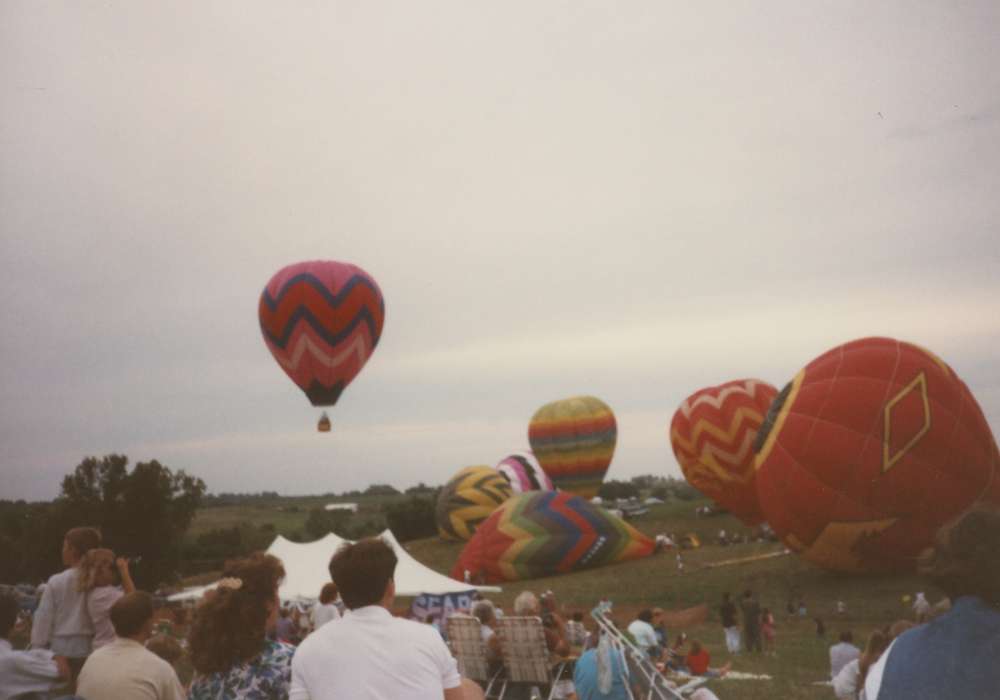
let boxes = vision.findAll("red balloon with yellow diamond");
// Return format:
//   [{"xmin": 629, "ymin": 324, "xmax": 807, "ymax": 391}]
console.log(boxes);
[
  {"xmin": 670, "ymin": 379, "xmax": 778, "ymax": 525},
  {"xmin": 754, "ymin": 337, "xmax": 1000, "ymax": 573}
]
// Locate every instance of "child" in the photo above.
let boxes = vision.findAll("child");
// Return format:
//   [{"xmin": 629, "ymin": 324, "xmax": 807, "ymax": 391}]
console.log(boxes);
[
  {"xmin": 30, "ymin": 527, "xmax": 102, "ymax": 679},
  {"xmin": 78, "ymin": 549, "xmax": 135, "ymax": 649},
  {"xmin": 761, "ymin": 607, "xmax": 776, "ymax": 654}
]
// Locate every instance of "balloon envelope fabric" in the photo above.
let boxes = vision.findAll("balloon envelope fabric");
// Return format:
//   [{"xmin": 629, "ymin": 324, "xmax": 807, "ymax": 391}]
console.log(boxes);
[
  {"xmin": 670, "ymin": 379, "xmax": 778, "ymax": 525},
  {"xmin": 259, "ymin": 261, "xmax": 385, "ymax": 407},
  {"xmin": 754, "ymin": 337, "xmax": 1000, "ymax": 573},
  {"xmin": 528, "ymin": 396, "xmax": 617, "ymax": 498},
  {"xmin": 496, "ymin": 452, "xmax": 555, "ymax": 493},
  {"xmin": 452, "ymin": 491, "xmax": 655, "ymax": 583},
  {"xmin": 435, "ymin": 466, "xmax": 513, "ymax": 541}
]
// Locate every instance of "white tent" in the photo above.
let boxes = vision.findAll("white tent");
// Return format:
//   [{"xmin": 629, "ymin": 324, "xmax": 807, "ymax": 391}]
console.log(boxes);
[{"xmin": 168, "ymin": 529, "xmax": 499, "ymax": 603}]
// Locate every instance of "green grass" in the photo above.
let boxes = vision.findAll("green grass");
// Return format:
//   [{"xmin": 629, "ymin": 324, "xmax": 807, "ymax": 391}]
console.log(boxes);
[{"xmin": 185, "ymin": 496, "xmax": 938, "ymax": 699}]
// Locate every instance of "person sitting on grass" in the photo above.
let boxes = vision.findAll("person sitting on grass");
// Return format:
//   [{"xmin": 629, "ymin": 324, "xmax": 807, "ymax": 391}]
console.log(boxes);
[
  {"xmin": 627, "ymin": 609, "xmax": 660, "ymax": 661},
  {"xmin": 187, "ymin": 552, "xmax": 295, "ymax": 699},
  {"xmin": 0, "ymin": 593, "xmax": 71, "ymax": 700},
  {"xmin": 829, "ymin": 630, "xmax": 860, "ymax": 680},
  {"xmin": 683, "ymin": 640, "xmax": 731, "ymax": 678}
]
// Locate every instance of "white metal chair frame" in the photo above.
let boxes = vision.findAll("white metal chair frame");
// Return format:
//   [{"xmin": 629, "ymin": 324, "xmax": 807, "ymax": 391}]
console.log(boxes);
[{"xmin": 590, "ymin": 609, "xmax": 708, "ymax": 700}]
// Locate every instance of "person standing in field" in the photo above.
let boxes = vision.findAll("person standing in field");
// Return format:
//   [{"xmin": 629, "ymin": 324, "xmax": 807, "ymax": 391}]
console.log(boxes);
[
  {"xmin": 719, "ymin": 593, "xmax": 740, "ymax": 654},
  {"xmin": 739, "ymin": 590, "xmax": 762, "ymax": 653},
  {"xmin": 31, "ymin": 527, "xmax": 102, "ymax": 681}
]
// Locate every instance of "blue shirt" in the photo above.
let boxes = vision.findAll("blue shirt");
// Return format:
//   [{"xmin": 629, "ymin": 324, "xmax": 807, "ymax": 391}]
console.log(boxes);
[
  {"xmin": 573, "ymin": 647, "xmax": 630, "ymax": 700},
  {"xmin": 869, "ymin": 596, "xmax": 1000, "ymax": 700}
]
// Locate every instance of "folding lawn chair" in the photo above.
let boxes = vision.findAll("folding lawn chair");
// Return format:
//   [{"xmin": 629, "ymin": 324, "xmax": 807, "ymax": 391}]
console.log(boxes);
[
  {"xmin": 495, "ymin": 616, "xmax": 571, "ymax": 700},
  {"xmin": 590, "ymin": 609, "xmax": 708, "ymax": 700},
  {"xmin": 447, "ymin": 614, "xmax": 504, "ymax": 698}
]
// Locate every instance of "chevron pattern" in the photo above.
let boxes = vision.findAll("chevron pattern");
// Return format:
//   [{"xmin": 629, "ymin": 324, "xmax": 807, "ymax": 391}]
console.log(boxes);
[
  {"xmin": 528, "ymin": 396, "xmax": 617, "ymax": 499},
  {"xmin": 452, "ymin": 491, "xmax": 654, "ymax": 583},
  {"xmin": 259, "ymin": 261, "xmax": 385, "ymax": 407},
  {"xmin": 436, "ymin": 466, "xmax": 513, "ymax": 541},
  {"xmin": 496, "ymin": 452, "xmax": 554, "ymax": 493},
  {"xmin": 670, "ymin": 379, "xmax": 778, "ymax": 525}
]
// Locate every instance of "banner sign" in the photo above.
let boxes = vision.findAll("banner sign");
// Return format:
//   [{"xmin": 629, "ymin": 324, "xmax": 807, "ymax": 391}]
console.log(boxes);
[{"xmin": 410, "ymin": 590, "xmax": 476, "ymax": 621}]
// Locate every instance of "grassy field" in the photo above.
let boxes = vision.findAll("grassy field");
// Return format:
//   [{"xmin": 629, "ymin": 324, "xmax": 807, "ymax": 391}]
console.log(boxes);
[{"xmin": 188, "ymin": 495, "xmax": 940, "ymax": 699}]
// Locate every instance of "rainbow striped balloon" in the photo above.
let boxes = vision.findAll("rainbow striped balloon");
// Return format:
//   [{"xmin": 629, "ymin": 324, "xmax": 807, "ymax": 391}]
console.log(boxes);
[
  {"xmin": 259, "ymin": 261, "xmax": 384, "ymax": 408},
  {"xmin": 452, "ymin": 491, "xmax": 654, "ymax": 583},
  {"xmin": 528, "ymin": 396, "xmax": 617, "ymax": 498},
  {"xmin": 496, "ymin": 452, "xmax": 554, "ymax": 493}
]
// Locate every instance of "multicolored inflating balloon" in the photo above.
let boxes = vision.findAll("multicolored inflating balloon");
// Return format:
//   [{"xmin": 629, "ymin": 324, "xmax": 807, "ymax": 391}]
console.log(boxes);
[
  {"xmin": 670, "ymin": 379, "xmax": 778, "ymax": 525},
  {"xmin": 258, "ymin": 261, "xmax": 385, "ymax": 414},
  {"xmin": 754, "ymin": 337, "xmax": 1000, "ymax": 573},
  {"xmin": 436, "ymin": 466, "xmax": 513, "ymax": 541},
  {"xmin": 496, "ymin": 452, "xmax": 554, "ymax": 494},
  {"xmin": 528, "ymin": 396, "xmax": 617, "ymax": 498},
  {"xmin": 452, "ymin": 491, "xmax": 655, "ymax": 583}
]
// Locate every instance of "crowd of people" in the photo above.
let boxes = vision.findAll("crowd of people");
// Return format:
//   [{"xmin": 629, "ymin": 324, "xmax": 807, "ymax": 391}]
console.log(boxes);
[{"xmin": 3, "ymin": 505, "xmax": 999, "ymax": 700}]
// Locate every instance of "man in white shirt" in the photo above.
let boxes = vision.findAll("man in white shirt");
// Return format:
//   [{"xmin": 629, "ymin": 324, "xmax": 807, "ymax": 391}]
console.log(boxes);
[
  {"xmin": 291, "ymin": 537, "xmax": 482, "ymax": 700},
  {"xmin": 30, "ymin": 527, "xmax": 102, "ymax": 676},
  {"xmin": 829, "ymin": 630, "xmax": 860, "ymax": 680},
  {"xmin": 1, "ymin": 594, "xmax": 70, "ymax": 700},
  {"xmin": 77, "ymin": 592, "xmax": 185, "ymax": 700},
  {"xmin": 627, "ymin": 609, "xmax": 660, "ymax": 660}
]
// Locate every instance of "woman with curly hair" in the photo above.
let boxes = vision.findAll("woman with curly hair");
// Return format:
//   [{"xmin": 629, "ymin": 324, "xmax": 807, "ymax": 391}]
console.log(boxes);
[
  {"xmin": 77, "ymin": 548, "xmax": 136, "ymax": 649},
  {"xmin": 188, "ymin": 552, "xmax": 293, "ymax": 699}
]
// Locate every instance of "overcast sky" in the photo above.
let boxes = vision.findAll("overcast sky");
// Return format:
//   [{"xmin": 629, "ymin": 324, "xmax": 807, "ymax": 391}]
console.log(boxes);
[{"xmin": 2, "ymin": 1, "xmax": 998, "ymax": 501}]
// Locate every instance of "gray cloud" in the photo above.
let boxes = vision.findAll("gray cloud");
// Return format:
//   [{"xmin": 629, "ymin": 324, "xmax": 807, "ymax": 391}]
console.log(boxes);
[{"xmin": 2, "ymin": 1, "xmax": 999, "ymax": 499}]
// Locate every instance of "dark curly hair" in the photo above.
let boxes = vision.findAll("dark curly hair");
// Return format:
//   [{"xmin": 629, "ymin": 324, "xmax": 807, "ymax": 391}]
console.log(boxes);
[
  {"xmin": 188, "ymin": 552, "xmax": 285, "ymax": 675},
  {"xmin": 918, "ymin": 505, "xmax": 1000, "ymax": 606}
]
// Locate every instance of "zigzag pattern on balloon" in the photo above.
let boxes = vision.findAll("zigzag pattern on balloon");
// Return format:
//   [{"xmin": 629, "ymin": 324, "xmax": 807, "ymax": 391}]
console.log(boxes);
[
  {"xmin": 436, "ymin": 467, "xmax": 512, "ymax": 541},
  {"xmin": 259, "ymin": 273, "xmax": 384, "ymax": 351},
  {"xmin": 671, "ymin": 406, "xmax": 766, "ymax": 485},
  {"xmin": 452, "ymin": 491, "xmax": 653, "ymax": 582},
  {"xmin": 670, "ymin": 379, "xmax": 777, "ymax": 525}
]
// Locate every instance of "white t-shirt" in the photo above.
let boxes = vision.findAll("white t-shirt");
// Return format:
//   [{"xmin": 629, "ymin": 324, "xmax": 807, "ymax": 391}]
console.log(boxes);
[
  {"xmin": 77, "ymin": 637, "xmax": 185, "ymax": 700},
  {"xmin": 88, "ymin": 585, "xmax": 125, "ymax": 649},
  {"xmin": 829, "ymin": 641, "xmax": 861, "ymax": 679},
  {"xmin": 291, "ymin": 605, "xmax": 462, "ymax": 700},
  {"xmin": 627, "ymin": 619, "xmax": 658, "ymax": 653},
  {"xmin": 0, "ymin": 639, "xmax": 65, "ymax": 700},
  {"xmin": 30, "ymin": 567, "xmax": 94, "ymax": 657},
  {"xmin": 311, "ymin": 602, "xmax": 341, "ymax": 630}
]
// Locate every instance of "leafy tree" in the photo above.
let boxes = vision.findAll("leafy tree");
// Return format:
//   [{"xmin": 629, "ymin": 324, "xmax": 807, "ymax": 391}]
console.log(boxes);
[
  {"xmin": 363, "ymin": 484, "xmax": 400, "ymax": 496},
  {"xmin": 304, "ymin": 507, "xmax": 352, "ymax": 539},
  {"xmin": 56, "ymin": 454, "xmax": 206, "ymax": 588},
  {"xmin": 598, "ymin": 480, "xmax": 639, "ymax": 500},
  {"xmin": 385, "ymin": 497, "xmax": 437, "ymax": 542}
]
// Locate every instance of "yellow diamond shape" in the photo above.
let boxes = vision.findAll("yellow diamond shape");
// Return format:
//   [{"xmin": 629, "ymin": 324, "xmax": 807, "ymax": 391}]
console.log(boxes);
[{"xmin": 882, "ymin": 372, "xmax": 931, "ymax": 473}]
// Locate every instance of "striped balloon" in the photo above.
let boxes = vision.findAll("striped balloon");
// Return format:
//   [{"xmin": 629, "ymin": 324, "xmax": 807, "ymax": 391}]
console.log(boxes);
[
  {"xmin": 496, "ymin": 452, "xmax": 554, "ymax": 493},
  {"xmin": 452, "ymin": 491, "xmax": 654, "ymax": 583},
  {"xmin": 436, "ymin": 466, "xmax": 513, "ymax": 541},
  {"xmin": 259, "ymin": 261, "xmax": 384, "ymax": 407},
  {"xmin": 669, "ymin": 379, "xmax": 778, "ymax": 525},
  {"xmin": 528, "ymin": 396, "xmax": 617, "ymax": 498}
]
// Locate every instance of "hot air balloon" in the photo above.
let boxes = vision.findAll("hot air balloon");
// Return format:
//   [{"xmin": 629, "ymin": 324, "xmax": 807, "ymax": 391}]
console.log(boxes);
[
  {"xmin": 528, "ymin": 396, "xmax": 617, "ymax": 498},
  {"xmin": 754, "ymin": 337, "xmax": 1000, "ymax": 573},
  {"xmin": 670, "ymin": 379, "xmax": 778, "ymax": 525},
  {"xmin": 436, "ymin": 466, "xmax": 513, "ymax": 541},
  {"xmin": 258, "ymin": 261, "xmax": 385, "ymax": 429},
  {"xmin": 452, "ymin": 491, "xmax": 655, "ymax": 583},
  {"xmin": 496, "ymin": 452, "xmax": 554, "ymax": 494}
]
